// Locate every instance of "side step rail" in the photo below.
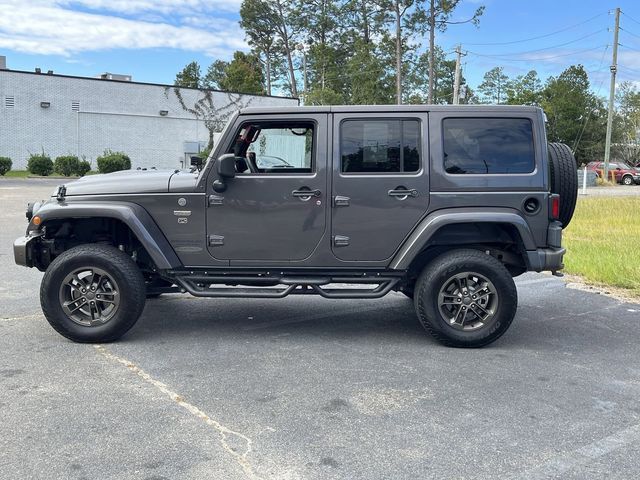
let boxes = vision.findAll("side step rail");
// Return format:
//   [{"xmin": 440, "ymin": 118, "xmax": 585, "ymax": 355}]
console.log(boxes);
[{"xmin": 173, "ymin": 274, "xmax": 400, "ymax": 299}]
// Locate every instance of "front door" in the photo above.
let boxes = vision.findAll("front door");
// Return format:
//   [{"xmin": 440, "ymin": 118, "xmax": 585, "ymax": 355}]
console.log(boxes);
[
  {"xmin": 331, "ymin": 113, "xmax": 430, "ymax": 261},
  {"xmin": 206, "ymin": 114, "xmax": 328, "ymax": 262}
]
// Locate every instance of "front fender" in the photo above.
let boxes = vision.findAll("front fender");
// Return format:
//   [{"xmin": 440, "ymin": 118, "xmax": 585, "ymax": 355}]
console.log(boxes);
[
  {"xmin": 25, "ymin": 201, "xmax": 181, "ymax": 270},
  {"xmin": 389, "ymin": 208, "xmax": 537, "ymax": 270}
]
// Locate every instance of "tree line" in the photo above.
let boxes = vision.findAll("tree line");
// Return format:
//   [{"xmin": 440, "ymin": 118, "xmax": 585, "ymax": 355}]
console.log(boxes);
[{"xmin": 173, "ymin": 0, "xmax": 640, "ymax": 163}]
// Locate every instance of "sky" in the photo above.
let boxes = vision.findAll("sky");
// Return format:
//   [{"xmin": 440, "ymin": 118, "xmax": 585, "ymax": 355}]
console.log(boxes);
[{"xmin": 1, "ymin": 0, "xmax": 640, "ymax": 97}]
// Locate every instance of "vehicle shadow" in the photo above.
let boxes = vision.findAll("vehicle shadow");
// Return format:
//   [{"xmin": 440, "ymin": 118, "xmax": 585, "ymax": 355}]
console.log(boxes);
[{"xmin": 121, "ymin": 290, "xmax": 629, "ymax": 352}]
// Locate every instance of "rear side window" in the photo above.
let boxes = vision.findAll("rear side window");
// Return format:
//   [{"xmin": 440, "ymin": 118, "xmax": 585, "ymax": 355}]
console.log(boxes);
[
  {"xmin": 443, "ymin": 118, "xmax": 535, "ymax": 174},
  {"xmin": 341, "ymin": 119, "xmax": 420, "ymax": 173}
]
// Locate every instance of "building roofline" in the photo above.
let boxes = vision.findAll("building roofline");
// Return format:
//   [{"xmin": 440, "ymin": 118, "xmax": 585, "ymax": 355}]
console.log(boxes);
[{"xmin": 0, "ymin": 68, "xmax": 299, "ymax": 101}]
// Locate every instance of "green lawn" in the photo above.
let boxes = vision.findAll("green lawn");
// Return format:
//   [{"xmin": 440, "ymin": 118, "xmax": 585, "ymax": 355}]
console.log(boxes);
[
  {"xmin": 563, "ymin": 196, "xmax": 640, "ymax": 297},
  {"xmin": 2, "ymin": 170, "xmax": 31, "ymax": 178}
]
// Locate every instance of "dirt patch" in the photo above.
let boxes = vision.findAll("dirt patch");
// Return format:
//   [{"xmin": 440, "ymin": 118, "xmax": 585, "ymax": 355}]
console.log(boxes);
[{"xmin": 564, "ymin": 274, "xmax": 640, "ymax": 305}]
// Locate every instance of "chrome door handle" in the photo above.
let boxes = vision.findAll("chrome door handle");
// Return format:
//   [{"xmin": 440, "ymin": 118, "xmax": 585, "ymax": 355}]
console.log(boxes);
[
  {"xmin": 292, "ymin": 189, "xmax": 321, "ymax": 198},
  {"xmin": 388, "ymin": 188, "xmax": 418, "ymax": 198}
]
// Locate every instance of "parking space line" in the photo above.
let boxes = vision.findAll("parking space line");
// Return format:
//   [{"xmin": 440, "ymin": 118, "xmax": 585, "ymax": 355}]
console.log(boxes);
[
  {"xmin": 515, "ymin": 277, "xmax": 561, "ymax": 287},
  {"xmin": 0, "ymin": 313, "xmax": 41, "ymax": 322},
  {"xmin": 94, "ymin": 345, "xmax": 261, "ymax": 480},
  {"xmin": 512, "ymin": 423, "xmax": 640, "ymax": 479}
]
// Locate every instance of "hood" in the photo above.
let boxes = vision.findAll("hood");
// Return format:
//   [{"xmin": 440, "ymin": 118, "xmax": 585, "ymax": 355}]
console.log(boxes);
[{"xmin": 62, "ymin": 169, "xmax": 177, "ymax": 196}]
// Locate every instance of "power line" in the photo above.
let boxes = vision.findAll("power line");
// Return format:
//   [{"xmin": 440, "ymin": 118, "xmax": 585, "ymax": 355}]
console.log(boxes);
[
  {"xmin": 464, "ymin": 12, "xmax": 607, "ymax": 46},
  {"xmin": 620, "ymin": 27, "xmax": 640, "ymax": 41},
  {"xmin": 617, "ymin": 64, "xmax": 640, "ymax": 75},
  {"xmin": 468, "ymin": 29, "xmax": 607, "ymax": 58},
  {"xmin": 622, "ymin": 10, "xmax": 640, "ymax": 27},
  {"xmin": 466, "ymin": 45, "xmax": 608, "ymax": 63},
  {"xmin": 572, "ymin": 44, "xmax": 609, "ymax": 154},
  {"xmin": 619, "ymin": 43, "xmax": 640, "ymax": 53}
]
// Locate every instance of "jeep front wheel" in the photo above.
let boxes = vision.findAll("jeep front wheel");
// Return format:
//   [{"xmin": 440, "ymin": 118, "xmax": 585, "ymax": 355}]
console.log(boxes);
[
  {"xmin": 40, "ymin": 244, "xmax": 146, "ymax": 343},
  {"xmin": 414, "ymin": 249, "xmax": 517, "ymax": 348}
]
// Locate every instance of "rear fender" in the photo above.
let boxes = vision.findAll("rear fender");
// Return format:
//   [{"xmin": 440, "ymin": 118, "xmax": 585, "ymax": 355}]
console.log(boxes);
[{"xmin": 389, "ymin": 208, "xmax": 536, "ymax": 270}]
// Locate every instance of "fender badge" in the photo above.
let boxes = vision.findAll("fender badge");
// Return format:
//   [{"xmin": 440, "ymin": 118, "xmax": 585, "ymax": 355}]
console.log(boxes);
[
  {"xmin": 178, "ymin": 217, "xmax": 188, "ymax": 224},
  {"xmin": 177, "ymin": 197, "xmax": 187, "ymax": 206},
  {"xmin": 173, "ymin": 210, "xmax": 192, "ymax": 216}
]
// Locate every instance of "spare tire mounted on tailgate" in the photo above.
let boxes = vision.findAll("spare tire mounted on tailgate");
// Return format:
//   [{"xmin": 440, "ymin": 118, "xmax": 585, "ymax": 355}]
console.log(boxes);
[{"xmin": 548, "ymin": 142, "xmax": 578, "ymax": 229}]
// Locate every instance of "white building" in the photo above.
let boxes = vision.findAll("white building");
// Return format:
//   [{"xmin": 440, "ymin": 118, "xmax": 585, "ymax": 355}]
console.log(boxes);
[{"xmin": 0, "ymin": 60, "xmax": 297, "ymax": 170}]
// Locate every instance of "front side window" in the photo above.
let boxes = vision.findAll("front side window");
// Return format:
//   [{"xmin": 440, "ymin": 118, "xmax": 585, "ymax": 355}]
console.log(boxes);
[
  {"xmin": 341, "ymin": 119, "xmax": 421, "ymax": 173},
  {"xmin": 443, "ymin": 118, "xmax": 535, "ymax": 174},
  {"xmin": 228, "ymin": 122, "xmax": 314, "ymax": 174}
]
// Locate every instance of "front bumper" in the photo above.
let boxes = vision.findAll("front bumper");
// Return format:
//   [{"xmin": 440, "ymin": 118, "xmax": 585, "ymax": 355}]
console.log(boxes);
[{"xmin": 13, "ymin": 233, "xmax": 42, "ymax": 268}]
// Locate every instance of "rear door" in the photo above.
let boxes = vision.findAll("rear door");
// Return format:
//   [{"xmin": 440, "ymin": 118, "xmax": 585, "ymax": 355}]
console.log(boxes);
[{"xmin": 330, "ymin": 113, "xmax": 430, "ymax": 261}]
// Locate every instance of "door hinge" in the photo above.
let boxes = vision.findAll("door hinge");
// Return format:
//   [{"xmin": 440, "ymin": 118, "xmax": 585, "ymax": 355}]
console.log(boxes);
[
  {"xmin": 208, "ymin": 235, "xmax": 224, "ymax": 246},
  {"xmin": 333, "ymin": 235, "xmax": 350, "ymax": 247},
  {"xmin": 334, "ymin": 195, "xmax": 350, "ymax": 207},
  {"xmin": 208, "ymin": 195, "xmax": 224, "ymax": 206}
]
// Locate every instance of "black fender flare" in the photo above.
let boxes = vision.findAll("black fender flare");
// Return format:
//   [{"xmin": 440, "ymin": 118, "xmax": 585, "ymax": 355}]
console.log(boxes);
[
  {"xmin": 30, "ymin": 201, "xmax": 182, "ymax": 270},
  {"xmin": 389, "ymin": 208, "xmax": 536, "ymax": 270}
]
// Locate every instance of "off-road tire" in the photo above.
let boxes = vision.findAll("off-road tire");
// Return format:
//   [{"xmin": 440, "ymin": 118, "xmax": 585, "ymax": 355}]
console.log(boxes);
[
  {"xmin": 414, "ymin": 249, "xmax": 518, "ymax": 348},
  {"xmin": 41, "ymin": 244, "xmax": 146, "ymax": 343},
  {"xmin": 622, "ymin": 175, "xmax": 633, "ymax": 186},
  {"xmin": 548, "ymin": 143, "xmax": 578, "ymax": 228}
]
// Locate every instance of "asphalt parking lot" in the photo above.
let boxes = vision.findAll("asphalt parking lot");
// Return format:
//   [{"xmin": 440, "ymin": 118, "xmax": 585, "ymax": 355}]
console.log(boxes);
[{"xmin": 1, "ymin": 178, "xmax": 640, "ymax": 480}]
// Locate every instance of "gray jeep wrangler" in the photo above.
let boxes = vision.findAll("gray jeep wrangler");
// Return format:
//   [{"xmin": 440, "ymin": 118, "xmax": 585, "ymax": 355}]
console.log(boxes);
[{"xmin": 14, "ymin": 105, "xmax": 577, "ymax": 347}]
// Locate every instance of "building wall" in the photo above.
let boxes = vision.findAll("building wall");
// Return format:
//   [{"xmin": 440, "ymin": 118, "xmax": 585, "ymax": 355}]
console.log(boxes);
[{"xmin": 0, "ymin": 70, "xmax": 297, "ymax": 170}]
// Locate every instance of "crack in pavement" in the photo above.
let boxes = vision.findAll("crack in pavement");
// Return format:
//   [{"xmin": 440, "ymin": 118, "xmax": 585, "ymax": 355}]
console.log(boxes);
[{"xmin": 94, "ymin": 345, "xmax": 262, "ymax": 480}]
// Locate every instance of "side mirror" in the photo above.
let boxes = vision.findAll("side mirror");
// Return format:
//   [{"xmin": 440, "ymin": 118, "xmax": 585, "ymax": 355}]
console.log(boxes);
[
  {"xmin": 217, "ymin": 154, "xmax": 237, "ymax": 179},
  {"xmin": 190, "ymin": 155, "xmax": 203, "ymax": 171},
  {"xmin": 213, "ymin": 154, "xmax": 238, "ymax": 193},
  {"xmin": 616, "ymin": 167, "xmax": 621, "ymax": 171}
]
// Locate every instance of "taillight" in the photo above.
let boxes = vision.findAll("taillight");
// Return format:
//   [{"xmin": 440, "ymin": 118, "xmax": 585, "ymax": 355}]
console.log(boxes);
[{"xmin": 549, "ymin": 194, "xmax": 560, "ymax": 220}]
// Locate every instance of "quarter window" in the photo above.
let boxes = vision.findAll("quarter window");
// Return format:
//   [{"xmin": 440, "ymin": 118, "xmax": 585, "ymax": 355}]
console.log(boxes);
[
  {"xmin": 443, "ymin": 118, "xmax": 535, "ymax": 174},
  {"xmin": 341, "ymin": 119, "xmax": 420, "ymax": 173}
]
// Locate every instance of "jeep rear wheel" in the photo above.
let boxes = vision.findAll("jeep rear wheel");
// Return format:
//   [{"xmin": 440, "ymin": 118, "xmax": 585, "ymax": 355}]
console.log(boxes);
[
  {"xmin": 41, "ymin": 244, "xmax": 146, "ymax": 343},
  {"xmin": 414, "ymin": 249, "xmax": 518, "ymax": 348},
  {"xmin": 548, "ymin": 143, "xmax": 578, "ymax": 228}
]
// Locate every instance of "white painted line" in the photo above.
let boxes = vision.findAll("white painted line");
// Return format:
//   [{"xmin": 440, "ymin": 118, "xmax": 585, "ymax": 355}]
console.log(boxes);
[
  {"xmin": 512, "ymin": 423, "xmax": 640, "ymax": 479},
  {"xmin": 0, "ymin": 313, "xmax": 41, "ymax": 322},
  {"xmin": 515, "ymin": 277, "xmax": 560, "ymax": 287},
  {"xmin": 94, "ymin": 345, "xmax": 261, "ymax": 479}
]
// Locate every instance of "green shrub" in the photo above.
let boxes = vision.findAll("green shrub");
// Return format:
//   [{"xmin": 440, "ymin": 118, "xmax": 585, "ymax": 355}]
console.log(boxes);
[
  {"xmin": 54, "ymin": 155, "xmax": 81, "ymax": 176},
  {"xmin": 96, "ymin": 150, "xmax": 131, "ymax": 174},
  {"xmin": 27, "ymin": 153, "xmax": 54, "ymax": 176},
  {"xmin": 77, "ymin": 160, "xmax": 91, "ymax": 176},
  {"xmin": 0, "ymin": 157, "xmax": 11, "ymax": 175}
]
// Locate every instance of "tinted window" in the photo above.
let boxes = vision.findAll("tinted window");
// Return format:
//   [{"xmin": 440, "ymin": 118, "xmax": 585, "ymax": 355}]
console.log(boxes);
[
  {"xmin": 341, "ymin": 119, "xmax": 420, "ymax": 173},
  {"xmin": 443, "ymin": 118, "xmax": 535, "ymax": 174}
]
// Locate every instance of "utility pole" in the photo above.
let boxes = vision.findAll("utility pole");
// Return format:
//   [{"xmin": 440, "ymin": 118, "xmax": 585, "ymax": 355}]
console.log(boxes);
[
  {"xmin": 428, "ymin": 0, "xmax": 436, "ymax": 104},
  {"xmin": 604, "ymin": 7, "xmax": 620, "ymax": 183},
  {"xmin": 453, "ymin": 45, "xmax": 465, "ymax": 105}
]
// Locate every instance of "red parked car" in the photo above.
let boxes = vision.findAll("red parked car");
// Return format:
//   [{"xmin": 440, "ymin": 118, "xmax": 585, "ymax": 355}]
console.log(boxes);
[{"xmin": 586, "ymin": 161, "xmax": 640, "ymax": 185}]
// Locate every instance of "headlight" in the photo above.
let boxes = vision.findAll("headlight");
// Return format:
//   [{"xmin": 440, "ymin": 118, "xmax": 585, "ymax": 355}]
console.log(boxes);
[{"xmin": 25, "ymin": 201, "xmax": 42, "ymax": 221}]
